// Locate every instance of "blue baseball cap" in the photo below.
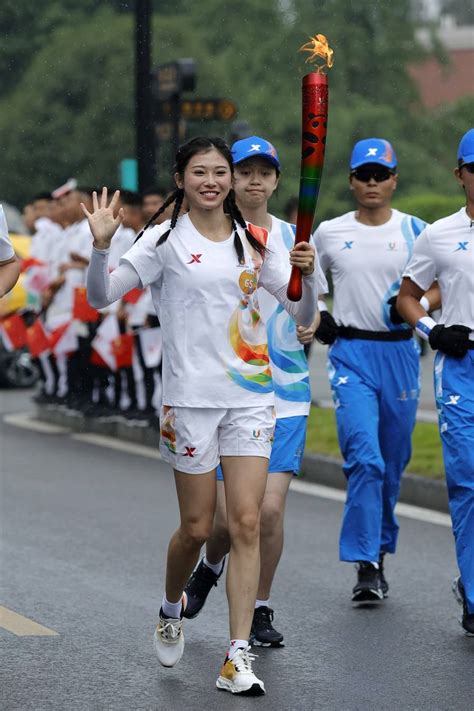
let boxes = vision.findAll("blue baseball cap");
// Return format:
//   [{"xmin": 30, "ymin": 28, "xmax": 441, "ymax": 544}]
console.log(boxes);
[
  {"xmin": 350, "ymin": 138, "xmax": 397, "ymax": 171},
  {"xmin": 231, "ymin": 135, "xmax": 281, "ymax": 170},
  {"xmin": 458, "ymin": 128, "xmax": 474, "ymax": 166}
]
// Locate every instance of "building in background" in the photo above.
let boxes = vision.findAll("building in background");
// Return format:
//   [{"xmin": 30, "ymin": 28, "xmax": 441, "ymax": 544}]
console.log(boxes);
[{"xmin": 411, "ymin": 0, "xmax": 474, "ymax": 107}]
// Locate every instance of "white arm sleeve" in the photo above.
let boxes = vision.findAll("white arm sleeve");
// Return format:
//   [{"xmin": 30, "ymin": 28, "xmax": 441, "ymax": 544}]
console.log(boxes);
[
  {"xmin": 271, "ymin": 271, "xmax": 318, "ymax": 327},
  {"xmin": 87, "ymin": 247, "xmax": 142, "ymax": 308}
]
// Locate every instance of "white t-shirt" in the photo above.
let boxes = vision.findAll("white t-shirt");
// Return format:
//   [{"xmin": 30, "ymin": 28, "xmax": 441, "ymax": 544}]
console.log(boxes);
[
  {"xmin": 257, "ymin": 216, "xmax": 328, "ymax": 418},
  {"xmin": 403, "ymin": 207, "xmax": 474, "ymax": 336},
  {"xmin": 30, "ymin": 217, "xmax": 62, "ymax": 264},
  {"xmin": 108, "ymin": 225, "xmax": 136, "ymax": 270},
  {"xmin": 121, "ymin": 213, "xmax": 313, "ymax": 408},
  {"xmin": 47, "ymin": 219, "xmax": 93, "ymax": 324},
  {"xmin": 314, "ymin": 209, "xmax": 427, "ymax": 331},
  {"xmin": 0, "ymin": 205, "xmax": 15, "ymax": 262}
]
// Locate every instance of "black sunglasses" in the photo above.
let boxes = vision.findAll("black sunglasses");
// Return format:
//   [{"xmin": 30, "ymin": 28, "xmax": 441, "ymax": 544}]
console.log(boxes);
[
  {"xmin": 460, "ymin": 162, "xmax": 474, "ymax": 174},
  {"xmin": 351, "ymin": 167, "xmax": 395, "ymax": 183}
]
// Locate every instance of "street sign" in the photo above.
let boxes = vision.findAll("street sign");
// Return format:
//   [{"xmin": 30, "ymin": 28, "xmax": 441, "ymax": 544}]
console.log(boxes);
[
  {"xmin": 154, "ymin": 59, "xmax": 196, "ymax": 99},
  {"xmin": 157, "ymin": 98, "xmax": 238, "ymax": 122}
]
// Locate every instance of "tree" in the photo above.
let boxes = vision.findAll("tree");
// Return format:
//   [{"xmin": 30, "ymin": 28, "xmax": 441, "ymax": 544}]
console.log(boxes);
[{"xmin": 0, "ymin": 0, "xmax": 470, "ymax": 219}]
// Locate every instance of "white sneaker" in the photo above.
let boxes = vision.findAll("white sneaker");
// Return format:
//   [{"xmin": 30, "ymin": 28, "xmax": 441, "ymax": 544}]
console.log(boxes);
[
  {"xmin": 153, "ymin": 594, "xmax": 187, "ymax": 667},
  {"xmin": 216, "ymin": 646, "xmax": 265, "ymax": 695}
]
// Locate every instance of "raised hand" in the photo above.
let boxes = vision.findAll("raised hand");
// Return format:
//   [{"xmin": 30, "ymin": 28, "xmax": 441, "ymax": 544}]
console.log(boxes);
[{"xmin": 81, "ymin": 187, "xmax": 123, "ymax": 250}]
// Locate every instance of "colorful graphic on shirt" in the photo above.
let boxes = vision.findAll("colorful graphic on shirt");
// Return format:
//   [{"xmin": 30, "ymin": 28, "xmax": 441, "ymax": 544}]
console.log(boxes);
[
  {"xmin": 160, "ymin": 406, "xmax": 177, "ymax": 453},
  {"xmin": 239, "ymin": 270, "xmax": 258, "ymax": 295},
  {"xmin": 227, "ymin": 231, "xmax": 272, "ymax": 393},
  {"xmin": 227, "ymin": 285, "xmax": 272, "ymax": 393},
  {"xmin": 266, "ymin": 303, "xmax": 310, "ymax": 402},
  {"xmin": 267, "ymin": 222, "xmax": 310, "ymax": 403}
]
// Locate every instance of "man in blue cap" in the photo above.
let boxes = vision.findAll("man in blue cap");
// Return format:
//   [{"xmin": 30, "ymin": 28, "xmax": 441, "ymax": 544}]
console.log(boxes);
[
  {"xmin": 313, "ymin": 138, "xmax": 439, "ymax": 604},
  {"xmin": 398, "ymin": 128, "xmax": 474, "ymax": 636}
]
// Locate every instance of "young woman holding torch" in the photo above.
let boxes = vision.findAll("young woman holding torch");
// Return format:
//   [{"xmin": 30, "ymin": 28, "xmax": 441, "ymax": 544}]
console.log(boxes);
[
  {"xmin": 183, "ymin": 135, "xmax": 327, "ymax": 647},
  {"xmin": 84, "ymin": 137, "xmax": 319, "ymax": 696}
]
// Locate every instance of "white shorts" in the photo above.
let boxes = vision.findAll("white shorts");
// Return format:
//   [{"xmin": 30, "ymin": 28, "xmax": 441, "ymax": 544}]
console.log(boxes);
[{"xmin": 159, "ymin": 405, "xmax": 275, "ymax": 474}]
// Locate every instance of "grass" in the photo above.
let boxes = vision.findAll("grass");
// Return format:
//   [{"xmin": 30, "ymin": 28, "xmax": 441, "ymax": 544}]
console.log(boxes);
[{"xmin": 306, "ymin": 406, "xmax": 445, "ymax": 480}]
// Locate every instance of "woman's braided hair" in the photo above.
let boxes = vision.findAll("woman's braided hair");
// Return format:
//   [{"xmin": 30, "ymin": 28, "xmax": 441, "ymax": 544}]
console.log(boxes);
[{"xmin": 134, "ymin": 137, "xmax": 266, "ymax": 262}]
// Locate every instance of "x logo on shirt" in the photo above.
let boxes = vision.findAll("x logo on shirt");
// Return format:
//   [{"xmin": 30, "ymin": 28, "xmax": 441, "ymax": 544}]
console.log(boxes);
[
  {"xmin": 454, "ymin": 242, "xmax": 468, "ymax": 252},
  {"xmin": 341, "ymin": 241, "xmax": 354, "ymax": 250},
  {"xmin": 337, "ymin": 376, "xmax": 349, "ymax": 385},
  {"xmin": 183, "ymin": 447, "xmax": 196, "ymax": 457},
  {"xmin": 445, "ymin": 395, "xmax": 460, "ymax": 406},
  {"xmin": 187, "ymin": 254, "xmax": 203, "ymax": 264}
]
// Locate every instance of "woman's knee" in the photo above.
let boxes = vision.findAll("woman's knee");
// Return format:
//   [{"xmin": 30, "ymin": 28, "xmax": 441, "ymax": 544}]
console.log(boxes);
[
  {"xmin": 260, "ymin": 497, "xmax": 284, "ymax": 538},
  {"xmin": 180, "ymin": 518, "xmax": 213, "ymax": 547},
  {"xmin": 228, "ymin": 510, "xmax": 261, "ymax": 546}
]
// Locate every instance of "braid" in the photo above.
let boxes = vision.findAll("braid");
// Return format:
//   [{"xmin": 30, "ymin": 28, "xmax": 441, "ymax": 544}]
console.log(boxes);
[
  {"xmin": 133, "ymin": 189, "xmax": 181, "ymax": 244},
  {"xmin": 225, "ymin": 191, "xmax": 267, "ymax": 262},
  {"xmin": 156, "ymin": 189, "xmax": 185, "ymax": 247},
  {"xmin": 170, "ymin": 189, "xmax": 184, "ymax": 229}
]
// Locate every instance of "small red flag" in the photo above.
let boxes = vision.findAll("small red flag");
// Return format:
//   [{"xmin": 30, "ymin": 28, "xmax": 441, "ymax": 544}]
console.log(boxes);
[
  {"xmin": 122, "ymin": 288, "xmax": 144, "ymax": 304},
  {"xmin": 26, "ymin": 319, "xmax": 50, "ymax": 357},
  {"xmin": 90, "ymin": 349, "xmax": 109, "ymax": 368},
  {"xmin": 1, "ymin": 314, "xmax": 28, "ymax": 349},
  {"xmin": 72, "ymin": 287, "xmax": 99, "ymax": 322},
  {"xmin": 21, "ymin": 257, "xmax": 47, "ymax": 272},
  {"xmin": 49, "ymin": 321, "xmax": 77, "ymax": 355},
  {"xmin": 112, "ymin": 333, "xmax": 134, "ymax": 369}
]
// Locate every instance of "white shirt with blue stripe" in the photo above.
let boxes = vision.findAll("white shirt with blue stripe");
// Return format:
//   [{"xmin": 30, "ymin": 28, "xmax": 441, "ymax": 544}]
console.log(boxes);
[
  {"xmin": 257, "ymin": 215, "xmax": 328, "ymax": 418},
  {"xmin": 403, "ymin": 207, "xmax": 474, "ymax": 337},
  {"xmin": 314, "ymin": 209, "xmax": 426, "ymax": 332}
]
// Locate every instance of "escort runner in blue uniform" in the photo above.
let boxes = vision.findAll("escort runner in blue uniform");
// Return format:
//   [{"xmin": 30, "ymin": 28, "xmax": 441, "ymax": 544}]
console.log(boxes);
[
  {"xmin": 314, "ymin": 138, "xmax": 431, "ymax": 605},
  {"xmin": 398, "ymin": 128, "xmax": 474, "ymax": 636}
]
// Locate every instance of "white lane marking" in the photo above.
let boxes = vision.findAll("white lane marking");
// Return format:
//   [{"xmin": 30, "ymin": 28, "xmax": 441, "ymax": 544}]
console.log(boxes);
[
  {"xmin": 2, "ymin": 412, "xmax": 70, "ymax": 434},
  {"xmin": 0, "ymin": 606, "xmax": 59, "ymax": 636},
  {"xmin": 291, "ymin": 480, "xmax": 452, "ymax": 528},
  {"xmin": 71, "ymin": 436, "xmax": 450, "ymax": 528},
  {"xmin": 72, "ymin": 433, "xmax": 162, "ymax": 460}
]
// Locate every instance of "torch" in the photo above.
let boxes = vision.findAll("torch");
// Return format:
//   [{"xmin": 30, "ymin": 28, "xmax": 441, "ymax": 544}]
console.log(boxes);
[{"xmin": 287, "ymin": 34, "xmax": 333, "ymax": 301}]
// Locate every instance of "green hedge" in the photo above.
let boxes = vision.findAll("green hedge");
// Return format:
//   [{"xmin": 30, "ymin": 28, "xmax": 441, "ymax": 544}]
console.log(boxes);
[{"xmin": 393, "ymin": 193, "xmax": 464, "ymax": 224}]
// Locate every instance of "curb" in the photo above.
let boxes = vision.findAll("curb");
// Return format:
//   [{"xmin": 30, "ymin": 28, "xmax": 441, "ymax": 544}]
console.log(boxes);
[
  {"xmin": 36, "ymin": 405, "xmax": 449, "ymax": 514},
  {"xmin": 300, "ymin": 453, "xmax": 449, "ymax": 514},
  {"xmin": 312, "ymin": 398, "xmax": 438, "ymax": 424}
]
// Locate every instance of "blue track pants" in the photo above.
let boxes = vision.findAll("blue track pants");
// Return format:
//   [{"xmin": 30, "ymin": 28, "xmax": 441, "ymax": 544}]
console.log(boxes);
[
  {"xmin": 328, "ymin": 338, "xmax": 419, "ymax": 562},
  {"xmin": 434, "ymin": 350, "xmax": 474, "ymax": 614}
]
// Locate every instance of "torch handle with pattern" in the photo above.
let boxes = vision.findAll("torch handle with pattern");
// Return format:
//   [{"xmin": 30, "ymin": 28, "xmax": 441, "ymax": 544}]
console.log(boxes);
[{"xmin": 287, "ymin": 72, "xmax": 328, "ymax": 302}]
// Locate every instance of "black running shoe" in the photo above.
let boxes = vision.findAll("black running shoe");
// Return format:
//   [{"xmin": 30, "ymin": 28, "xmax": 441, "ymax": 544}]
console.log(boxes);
[
  {"xmin": 452, "ymin": 576, "xmax": 474, "ymax": 636},
  {"xmin": 183, "ymin": 558, "xmax": 224, "ymax": 619},
  {"xmin": 379, "ymin": 552, "xmax": 389, "ymax": 598},
  {"xmin": 352, "ymin": 562, "xmax": 384, "ymax": 606},
  {"xmin": 249, "ymin": 606, "xmax": 284, "ymax": 647}
]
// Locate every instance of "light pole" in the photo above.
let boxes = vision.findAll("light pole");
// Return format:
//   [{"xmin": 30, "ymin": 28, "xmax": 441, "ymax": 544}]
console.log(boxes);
[{"xmin": 135, "ymin": 0, "xmax": 156, "ymax": 190}]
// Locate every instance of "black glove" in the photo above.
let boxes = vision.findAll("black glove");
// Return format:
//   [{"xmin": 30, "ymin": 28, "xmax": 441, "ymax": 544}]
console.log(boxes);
[
  {"xmin": 387, "ymin": 295, "xmax": 405, "ymax": 325},
  {"xmin": 428, "ymin": 324, "xmax": 471, "ymax": 358},
  {"xmin": 315, "ymin": 310, "xmax": 338, "ymax": 345}
]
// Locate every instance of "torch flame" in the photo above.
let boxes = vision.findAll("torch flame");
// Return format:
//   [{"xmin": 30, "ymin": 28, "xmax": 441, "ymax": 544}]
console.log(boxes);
[{"xmin": 299, "ymin": 34, "xmax": 334, "ymax": 73}]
